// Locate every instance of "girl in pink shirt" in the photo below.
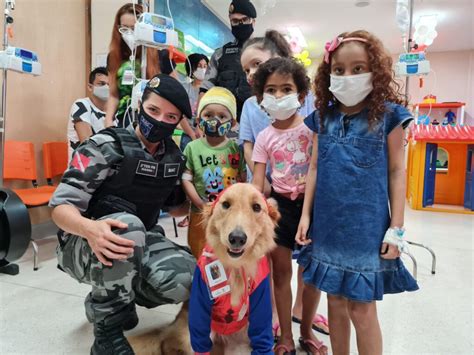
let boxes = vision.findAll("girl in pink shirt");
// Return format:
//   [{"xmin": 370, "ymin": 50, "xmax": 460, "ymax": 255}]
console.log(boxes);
[{"xmin": 252, "ymin": 57, "xmax": 327, "ymax": 355}]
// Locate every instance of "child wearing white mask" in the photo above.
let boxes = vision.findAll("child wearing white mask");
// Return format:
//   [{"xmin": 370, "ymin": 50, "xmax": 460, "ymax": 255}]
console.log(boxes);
[
  {"xmin": 67, "ymin": 67, "xmax": 109, "ymax": 162},
  {"xmin": 181, "ymin": 53, "xmax": 210, "ymax": 151},
  {"xmin": 295, "ymin": 30, "xmax": 418, "ymax": 355},
  {"xmin": 241, "ymin": 30, "xmax": 329, "ymax": 343},
  {"xmin": 251, "ymin": 57, "xmax": 326, "ymax": 355},
  {"xmin": 176, "ymin": 53, "xmax": 210, "ymax": 228}
]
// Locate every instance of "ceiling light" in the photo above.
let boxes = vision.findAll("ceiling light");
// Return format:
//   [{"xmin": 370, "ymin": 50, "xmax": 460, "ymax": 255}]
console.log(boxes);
[{"xmin": 355, "ymin": 0, "xmax": 370, "ymax": 7}]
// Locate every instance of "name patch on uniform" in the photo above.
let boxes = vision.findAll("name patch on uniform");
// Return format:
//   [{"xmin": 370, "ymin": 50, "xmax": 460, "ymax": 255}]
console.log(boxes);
[
  {"xmin": 164, "ymin": 163, "xmax": 180, "ymax": 178},
  {"xmin": 225, "ymin": 47, "xmax": 239, "ymax": 55},
  {"xmin": 136, "ymin": 160, "xmax": 158, "ymax": 177}
]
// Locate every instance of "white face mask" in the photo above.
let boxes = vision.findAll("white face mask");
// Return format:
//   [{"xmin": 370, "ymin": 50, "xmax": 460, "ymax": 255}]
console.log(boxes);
[
  {"xmin": 93, "ymin": 85, "xmax": 110, "ymax": 101},
  {"xmin": 329, "ymin": 72, "xmax": 373, "ymax": 107},
  {"xmin": 120, "ymin": 28, "xmax": 135, "ymax": 51},
  {"xmin": 193, "ymin": 67, "xmax": 206, "ymax": 81},
  {"xmin": 260, "ymin": 93, "xmax": 301, "ymax": 121}
]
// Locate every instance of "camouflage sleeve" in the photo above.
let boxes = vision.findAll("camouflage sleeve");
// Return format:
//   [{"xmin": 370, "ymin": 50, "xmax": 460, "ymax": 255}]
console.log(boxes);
[
  {"xmin": 200, "ymin": 47, "xmax": 222, "ymax": 92},
  {"xmin": 49, "ymin": 135, "xmax": 123, "ymax": 212}
]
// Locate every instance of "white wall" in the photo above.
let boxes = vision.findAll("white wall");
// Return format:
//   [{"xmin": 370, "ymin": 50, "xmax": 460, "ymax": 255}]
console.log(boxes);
[
  {"xmin": 2, "ymin": 0, "xmax": 87, "ymax": 222},
  {"xmin": 91, "ymin": 0, "xmax": 130, "ymax": 68}
]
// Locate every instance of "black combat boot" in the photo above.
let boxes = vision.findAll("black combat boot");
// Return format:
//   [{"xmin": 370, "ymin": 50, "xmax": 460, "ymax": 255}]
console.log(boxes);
[
  {"xmin": 122, "ymin": 303, "xmax": 139, "ymax": 331},
  {"xmin": 90, "ymin": 311, "xmax": 135, "ymax": 355}
]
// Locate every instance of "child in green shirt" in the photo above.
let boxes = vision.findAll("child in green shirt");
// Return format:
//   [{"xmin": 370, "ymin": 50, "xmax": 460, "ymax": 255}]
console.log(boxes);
[{"xmin": 182, "ymin": 87, "xmax": 246, "ymax": 258}]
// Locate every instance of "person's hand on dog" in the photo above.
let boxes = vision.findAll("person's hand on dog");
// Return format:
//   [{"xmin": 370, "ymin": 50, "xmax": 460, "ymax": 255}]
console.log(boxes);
[
  {"xmin": 83, "ymin": 219, "xmax": 135, "ymax": 266},
  {"xmin": 380, "ymin": 243, "xmax": 401, "ymax": 259},
  {"xmin": 295, "ymin": 215, "xmax": 312, "ymax": 246}
]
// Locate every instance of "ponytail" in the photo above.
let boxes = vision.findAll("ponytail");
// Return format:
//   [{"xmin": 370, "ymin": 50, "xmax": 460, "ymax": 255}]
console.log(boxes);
[{"xmin": 242, "ymin": 29, "xmax": 292, "ymax": 58}]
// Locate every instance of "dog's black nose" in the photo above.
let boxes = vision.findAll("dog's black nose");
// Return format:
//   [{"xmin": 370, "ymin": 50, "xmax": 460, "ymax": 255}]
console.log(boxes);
[{"xmin": 228, "ymin": 229, "xmax": 247, "ymax": 248}]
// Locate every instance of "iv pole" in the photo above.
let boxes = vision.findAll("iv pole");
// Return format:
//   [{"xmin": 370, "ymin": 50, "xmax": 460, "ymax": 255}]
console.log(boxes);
[
  {"xmin": 128, "ymin": 0, "xmax": 149, "ymax": 124},
  {"xmin": 0, "ymin": 0, "xmax": 32, "ymax": 276},
  {"xmin": 0, "ymin": 0, "xmax": 14, "ymax": 187},
  {"xmin": 404, "ymin": 0, "xmax": 414, "ymax": 99}
]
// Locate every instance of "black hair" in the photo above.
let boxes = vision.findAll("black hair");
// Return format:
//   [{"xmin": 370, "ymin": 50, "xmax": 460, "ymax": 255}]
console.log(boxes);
[
  {"xmin": 252, "ymin": 57, "xmax": 309, "ymax": 102},
  {"xmin": 142, "ymin": 89, "xmax": 152, "ymax": 103},
  {"xmin": 242, "ymin": 29, "xmax": 292, "ymax": 58},
  {"xmin": 159, "ymin": 49, "xmax": 177, "ymax": 75},
  {"xmin": 185, "ymin": 53, "xmax": 209, "ymax": 77},
  {"xmin": 89, "ymin": 67, "xmax": 108, "ymax": 84}
]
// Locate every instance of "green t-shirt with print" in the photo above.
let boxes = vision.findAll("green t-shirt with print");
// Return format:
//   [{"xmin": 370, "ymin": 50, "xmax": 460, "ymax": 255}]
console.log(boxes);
[{"xmin": 183, "ymin": 138, "xmax": 246, "ymax": 210}]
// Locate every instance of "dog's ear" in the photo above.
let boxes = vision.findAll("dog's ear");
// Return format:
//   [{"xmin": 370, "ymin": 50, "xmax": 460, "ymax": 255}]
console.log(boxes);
[
  {"xmin": 199, "ymin": 202, "xmax": 214, "ymax": 228},
  {"xmin": 266, "ymin": 198, "xmax": 281, "ymax": 226}
]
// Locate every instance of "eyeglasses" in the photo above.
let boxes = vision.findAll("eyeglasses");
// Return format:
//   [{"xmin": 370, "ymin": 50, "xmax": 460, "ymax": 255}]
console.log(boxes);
[
  {"xmin": 118, "ymin": 25, "xmax": 134, "ymax": 33},
  {"xmin": 230, "ymin": 17, "xmax": 252, "ymax": 26}
]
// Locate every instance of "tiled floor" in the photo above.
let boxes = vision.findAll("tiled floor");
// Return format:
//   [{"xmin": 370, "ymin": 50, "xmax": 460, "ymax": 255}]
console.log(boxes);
[{"xmin": 1, "ymin": 207, "xmax": 472, "ymax": 354}]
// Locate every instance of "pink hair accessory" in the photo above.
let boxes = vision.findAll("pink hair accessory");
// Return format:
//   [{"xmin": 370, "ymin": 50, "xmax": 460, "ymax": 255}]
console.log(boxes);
[{"xmin": 324, "ymin": 36, "xmax": 368, "ymax": 64}]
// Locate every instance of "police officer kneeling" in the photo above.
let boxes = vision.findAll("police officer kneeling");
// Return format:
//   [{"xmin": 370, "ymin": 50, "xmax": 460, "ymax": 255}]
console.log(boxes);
[{"xmin": 51, "ymin": 74, "xmax": 196, "ymax": 355}]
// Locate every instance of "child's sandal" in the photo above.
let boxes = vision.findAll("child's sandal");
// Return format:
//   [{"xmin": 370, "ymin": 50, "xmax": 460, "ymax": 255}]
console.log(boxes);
[
  {"xmin": 299, "ymin": 336, "xmax": 328, "ymax": 355},
  {"xmin": 274, "ymin": 343, "xmax": 296, "ymax": 355}
]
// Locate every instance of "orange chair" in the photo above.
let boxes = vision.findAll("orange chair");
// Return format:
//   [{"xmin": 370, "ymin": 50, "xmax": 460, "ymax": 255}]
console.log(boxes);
[
  {"xmin": 42, "ymin": 141, "xmax": 68, "ymax": 186},
  {"xmin": 4, "ymin": 141, "xmax": 55, "ymax": 207},
  {"xmin": 4, "ymin": 141, "xmax": 57, "ymax": 270}
]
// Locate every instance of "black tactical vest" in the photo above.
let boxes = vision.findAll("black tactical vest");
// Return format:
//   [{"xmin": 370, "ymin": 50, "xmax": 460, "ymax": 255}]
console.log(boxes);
[
  {"xmin": 85, "ymin": 128, "xmax": 186, "ymax": 230},
  {"xmin": 216, "ymin": 42, "xmax": 252, "ymax": 119}
]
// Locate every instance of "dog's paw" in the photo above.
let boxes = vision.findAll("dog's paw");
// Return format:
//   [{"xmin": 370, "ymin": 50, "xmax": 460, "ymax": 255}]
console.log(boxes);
[{"xmin": 158, "ymin": 322, "xmax": 193, "ymax": 355}]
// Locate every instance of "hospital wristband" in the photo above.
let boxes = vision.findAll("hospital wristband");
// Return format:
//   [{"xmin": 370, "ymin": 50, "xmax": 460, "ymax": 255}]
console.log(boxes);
[{"xmin": 383, "ymin": 227, "xmax": 408, "ymax": 253}]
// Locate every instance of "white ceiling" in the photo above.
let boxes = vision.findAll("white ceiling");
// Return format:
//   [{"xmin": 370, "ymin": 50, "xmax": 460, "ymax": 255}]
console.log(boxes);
[{"xmin": 202, "ymin": 0, "xmax": 474, "ymax": 58}]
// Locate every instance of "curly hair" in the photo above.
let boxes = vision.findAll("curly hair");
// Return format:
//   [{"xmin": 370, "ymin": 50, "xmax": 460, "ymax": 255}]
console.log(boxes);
[
  {"xmin": 252, "ymin": 57, "xmax": 309, "ymax": 103},
  {"xmin": 314, "ymin": 30, "xmax": 406, "ymax": 131}
]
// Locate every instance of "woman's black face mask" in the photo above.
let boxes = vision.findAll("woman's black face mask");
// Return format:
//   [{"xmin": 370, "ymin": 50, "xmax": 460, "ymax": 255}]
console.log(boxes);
[{"xmin": 138, "ymin": 105, "xmax": 179, "ymax": 143}]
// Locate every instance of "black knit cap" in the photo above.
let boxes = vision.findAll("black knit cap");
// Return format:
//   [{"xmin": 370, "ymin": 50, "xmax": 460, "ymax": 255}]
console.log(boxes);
[
  {"xmin": 229, "ymin": 0, "xmax": 257, "ymax": 18},
  {"xmin": 185, "ymin": 53, "xmax": 209, "ymax": 76},
  {"xmin": 144, "ymin": 74, "xmax": 192, "ymax": 119}
]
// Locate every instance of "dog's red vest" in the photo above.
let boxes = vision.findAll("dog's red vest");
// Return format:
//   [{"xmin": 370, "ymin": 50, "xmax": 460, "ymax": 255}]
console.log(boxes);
[{"xmin": 197, "ymin": 245, "xmax": 270, "ymax": 335}]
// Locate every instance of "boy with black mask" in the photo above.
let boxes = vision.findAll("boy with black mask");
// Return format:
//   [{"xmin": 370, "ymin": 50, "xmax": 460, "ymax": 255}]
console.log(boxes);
[{"xmin": 200, "ymin": 0, "xmax": 257, "ymax": 122}]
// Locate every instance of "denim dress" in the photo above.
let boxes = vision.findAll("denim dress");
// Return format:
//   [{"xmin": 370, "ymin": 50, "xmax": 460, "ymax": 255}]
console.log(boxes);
[{"xmin": 298, "ymin": 102, "xmax": 419, "ymax": 302}]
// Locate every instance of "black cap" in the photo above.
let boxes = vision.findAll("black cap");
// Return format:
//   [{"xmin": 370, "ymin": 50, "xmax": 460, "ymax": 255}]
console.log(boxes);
[
  {"xmin": 229, "ymin": 0, "xmax": 257, "ymax": 18},
  {"xmin": 185, "ymin": 53, "xmax": 209, "ymax": 76},
  {"xmin": 144, "ymin": 74, "xmax": 192, "ymax": 119}
]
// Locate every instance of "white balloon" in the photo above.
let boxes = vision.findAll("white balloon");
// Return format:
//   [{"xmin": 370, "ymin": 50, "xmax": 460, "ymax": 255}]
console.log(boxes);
[
  {"xmin": 417, "ymin": 24, "xmax": 429, "ymax": 35},
  {"xmin": 414, "ymin": 33, "xmax": 427, "ymax": 44},
  {"xmin": 427, "ymin": 30, "xmax": 438, "ymax": 40}
]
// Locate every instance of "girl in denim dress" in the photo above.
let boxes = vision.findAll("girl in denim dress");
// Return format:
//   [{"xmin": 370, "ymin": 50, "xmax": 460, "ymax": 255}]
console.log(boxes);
[
  {"xmin": 251, "ymin": 57, "xmax": 327, "ymax": 355},
  {"xmin": 295, "ymin": 30, "xmax": 419, "ymax": 355}
]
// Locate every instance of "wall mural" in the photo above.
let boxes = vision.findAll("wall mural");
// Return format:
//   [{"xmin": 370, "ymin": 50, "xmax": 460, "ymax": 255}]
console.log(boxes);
[{"xmin": 155, "ymin": 0, "xmax": 233, "ymax": 57}]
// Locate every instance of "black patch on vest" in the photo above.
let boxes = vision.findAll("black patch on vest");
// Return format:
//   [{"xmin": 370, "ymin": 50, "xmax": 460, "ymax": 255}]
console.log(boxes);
[
  {"xmin": 225, "ymin": 47, "xmax": 239, "ymax": 55},
  {"xmin": 136, "ymin": 160, "xmax": 158, "ymax": 177},
  {"xmin": 164, "ymin": 163, "xmax": 180, "ymax": 178}
]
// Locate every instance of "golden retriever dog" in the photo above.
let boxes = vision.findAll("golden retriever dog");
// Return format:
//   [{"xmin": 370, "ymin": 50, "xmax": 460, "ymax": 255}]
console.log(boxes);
[{"xmin": 129, "ymin": 183, "xmax": 279, "ymax": 354}]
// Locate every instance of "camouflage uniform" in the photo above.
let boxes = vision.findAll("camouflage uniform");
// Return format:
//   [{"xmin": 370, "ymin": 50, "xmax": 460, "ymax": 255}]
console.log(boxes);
[{"xmin": 50, "ymin": 125, "xmax": 195, "ymax": 323}]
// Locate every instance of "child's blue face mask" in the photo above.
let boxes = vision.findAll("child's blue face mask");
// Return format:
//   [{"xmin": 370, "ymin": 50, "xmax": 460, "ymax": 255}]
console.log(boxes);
[{"xmin": 199, "ymin": 117, "xmax": 232, "ymax": 137}]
